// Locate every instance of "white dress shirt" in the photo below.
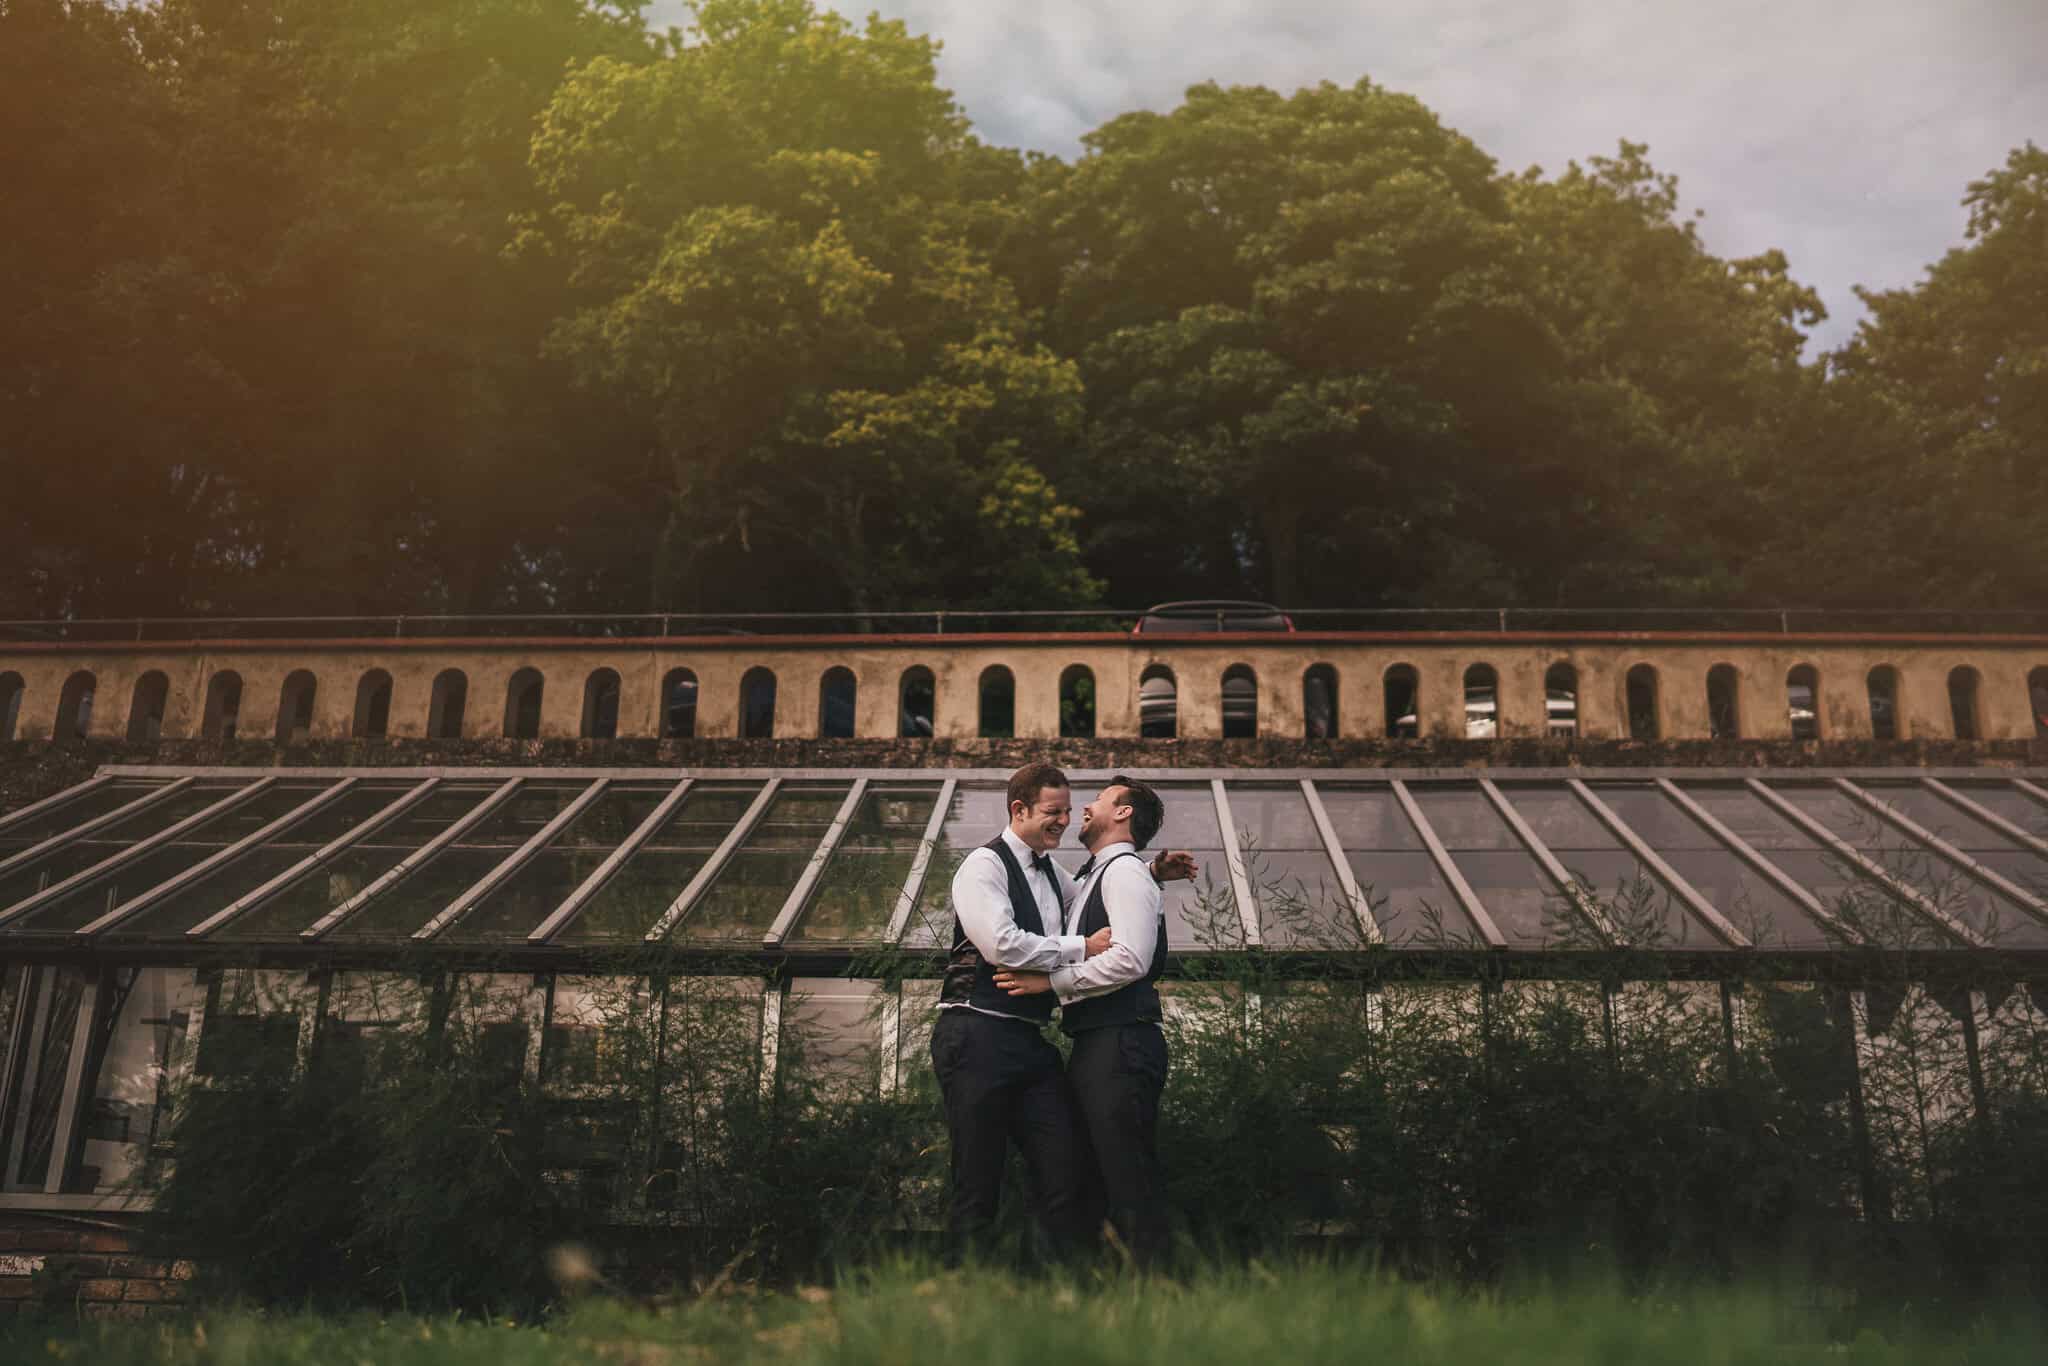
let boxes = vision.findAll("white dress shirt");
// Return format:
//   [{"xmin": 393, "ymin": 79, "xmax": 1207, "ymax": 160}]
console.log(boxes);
[
  {"xmin": 939, "ymin": 828, "xmax": 1087, "ymax": 1016},
  {"xmin": 1049, "ymin": 840, "xmax": 1162, "ymax": 1006}
]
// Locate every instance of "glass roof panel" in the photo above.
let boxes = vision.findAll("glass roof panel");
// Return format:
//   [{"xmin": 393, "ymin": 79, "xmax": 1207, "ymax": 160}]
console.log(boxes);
[
  {"xmin": 0, "ymin": 780, "xmax": 173, "ymax": 853},
  {"xmin": 1408, "ymin": 786, "xmax": 1574, "ymax": 947},
  {"xmin": 1225, "ymin": 785, "xmax": 1348, "ymax": 948},
  {"xmin": 328, "ymin": 782, "xmax": 596, "ymax": 941},
  {"xmin": 1849, "ymin": 781, "xmax": 2025, "ymax": 852},
  {"xmin": 209, "ymin": 782, "xmax": 504, "ymax": 941},
  {"xmin": 6, "ymin": 782, "xmax": 338, "ymax": 935},
  {"xmin": 1941, "ymin": 782, "xmax": 2048, "ymax": 844},
  {"xmin": 110, "ymin": 783, "xmax": 449, "ymax": 939},
  {"xmin": 1316, "ymin": 784, "xmax": 1476, "ymax": 944},
  {"xmin": 1765, "ymin": 781, "xmax": 2048, "ymax": 948},
  {"xmin": 788, "ymin": 785, "xmax": 938, "ymax": 942},
  {"xmin": 1585, "ymin": 782, "xmax": 1838, "ymax": 949},
  {"xmin": 0, "ymin": 781, "xmax": 253, "ymax": 917},
  {"xmin": 1495, "ymin": 784, "xmax": 1695, "ymax": 947},
  {"xmin": 558, "ymin": 781, "xmax": 764, "ymax": 944},
  {"xmin": 439, "ymin": 783, "xmax": 682, "ymax": 943},
  {"xmin": 1671, "ymin": 783, "xmax": 1819, "ymax": 850},
  {"xmin": 667, "ymin": 783, "xmax": 852, "ymax": 942}
]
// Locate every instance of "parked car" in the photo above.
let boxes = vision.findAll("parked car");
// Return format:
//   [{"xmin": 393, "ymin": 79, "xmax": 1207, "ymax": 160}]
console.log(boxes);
[{"xmin": 1132, "ymin": 600, "xmax": 1294, "ymax": 634}]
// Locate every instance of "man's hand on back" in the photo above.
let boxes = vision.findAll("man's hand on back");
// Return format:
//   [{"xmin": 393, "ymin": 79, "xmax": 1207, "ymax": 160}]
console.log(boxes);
[
  {"xmin": 994, "ymin": 969, "xmax": 1054, "ymax": 996},
  {"xmin": 1084, "ymin": 926, "xmax": 1113, "ymax": 957},
  {"xmin": 1152, "ymin": 850, "xmax": 1199, "ymax": 883}
]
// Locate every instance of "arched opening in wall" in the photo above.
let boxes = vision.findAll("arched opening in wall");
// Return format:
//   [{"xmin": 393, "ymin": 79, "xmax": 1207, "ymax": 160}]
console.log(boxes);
[
  {"xmin": 275, "ymin": 670, "xmax": 318, "ymax": 743},
  {"xmin": 1221, "ymin": 665, "xmax": 1258, "ymax": 739},
  {"xmin": 1787, "ymin": 665, "xmax": 1820, "ymax": 740},
  {"xmin": 0, "ymin": 673, "xmax": 23, "ymax": 742},
  {"xmin": 2031, "ymin": 667, "xmax": 2048, "ymax": 738},
  {"xmin": 740, "ymin": 668, "xmax": 777, "ymax": 738},
  {"xmin": 1463, "ymin": 664, "xmax": 1497, "ymax": 740},
  {"xmin": 1383, "ymin": 665, "xmax": 1419, "ymax": 738},
  {"xmin": 1303, "ymin": 664, "xmax": 1338, "ymax": 739},
  {"xmin": 898, "ymin": 667, "xmax": 934, "ymax": 738},
  {"xmin": 1544, "ymin": 663, "xmax": 1578, "ymax": 738},
  {"xmin": 1947, "ymin": 666, "xmax": 1982, "ymax": 741},
  {"xmin": 1866, "ymin": 666, "xmax": 1899, "ymax": 741},
  {"xmin": 1060, "ymin": 665, "xmax": 1096, "ymax": 738},
  {"xmin": 1707, "ymin": 664, "xmax": 1742, "ymax": 739},
  {"xmin": 1624, "ymin": 665, "xmax": 1660, "ymax": 740},
  {"xmin": 582, "ymin": 669, "xmax": 622, "ymax": 740},
  {"xmin": 978, "ymin": 666, "xmax": 1015, "ymax": 739},
  {"xmin": 1139, "ymin": 666, "xmax": 1177, "ymax": 738},
  {"xmin": 127, "ymin": 671, "xmax": 170, "ymax": 743},
  {"xmin": 504, "ymin": 668, "xmax": 545, "ymax": 739},
  {"xmin": 55, "ymin": 671, "xmax": 95, "ymax": 740},
  {"xmin": 663, "ymin": 668, "xmax": 697, "ymax": 739},
  {"xmin": 819, "ymin": 667, "xmax": 857, "ymax": 739},
  {"xmin": 354, "ymin": 670, "xmax": 393, "ymax": 739},
  {"xmin": 202, "ymin": 671, "xmax": 242, "ymax": 741},
  {"xmin": 427, "ymin": 669, "xmax": 468, "ymax": 739}
]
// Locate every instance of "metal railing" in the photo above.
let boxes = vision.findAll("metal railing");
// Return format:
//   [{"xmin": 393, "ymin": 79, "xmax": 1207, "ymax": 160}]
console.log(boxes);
[{"xmin": 5, "ymin": 606, "xmax": 2048, "ymax": 643}]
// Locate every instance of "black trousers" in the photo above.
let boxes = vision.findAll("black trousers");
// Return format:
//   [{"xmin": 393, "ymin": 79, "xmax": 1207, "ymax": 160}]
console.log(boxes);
[
  {"xmin": 929, "ymin": 1008, "xmax": 1095, "ymax": 1261},
  {"xmin": 1066, "ymin": 1021, "xmax": 1169, "ymax": 1266}
]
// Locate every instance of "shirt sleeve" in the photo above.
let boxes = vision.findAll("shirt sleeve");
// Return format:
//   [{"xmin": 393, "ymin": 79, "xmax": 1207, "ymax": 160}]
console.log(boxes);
[
  {"xmin": 1051, "ymin": 856, "xmax": 1162, "ymax": 1004},
  {"xmin": 950, "ymin": 848, "xmax": 1087, "ymax": 970}
]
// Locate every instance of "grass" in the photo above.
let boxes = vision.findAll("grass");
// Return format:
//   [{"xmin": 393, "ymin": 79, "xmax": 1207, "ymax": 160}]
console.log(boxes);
[{"xmin": 6, "ymin": 1264, "xmax": 2045, "ymax": 1364}]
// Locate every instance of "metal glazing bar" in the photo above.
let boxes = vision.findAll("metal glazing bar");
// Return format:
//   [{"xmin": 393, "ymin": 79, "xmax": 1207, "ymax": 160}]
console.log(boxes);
[
  {"xmin": 1567, "ymin": 780, "xmax": 1751, "ymax": 949},
  {"xmin": 2014, "ymin": 778, "xmax": 2048, "ymax": 811},
  {"xmin": 529, "ymin": 778, "xmax": 695, "ymax": 944},
  {"xmin": 884, "ymin": 778, "xmax": 957, "ymax": 945},
  {"xmin": 758, "ymin": 985, "xmax": 783, "ymax": 1100},
  {"xmin": 643, "ymin": 780, "xmax": 782, "ymax": 943},
  {"xmin": 3, "ymin": 970, "xmax": 56, "ymax": 1188},
  {"xmin": 1299, "ymin": 779, "xmax": 1379, "ymax": 945},
  {"xmin": 42, "ymin": 974, "xmax": 100, "ymax": 1195},
  {"xmin": 1744, "ymin": 778, "xmax": 1986, "ymax": 948},
  {"xmin": 1477, "ymin": 778, "xmax": 1622, "ymax": 946},
  {"xmin": 1653, "ymin": 779, "xmax": 1856, "ymax": 944},
  {"xmin": 1834, "ymin": 778, "xmax": 2048, "ymax": 927},
  {"xmin": 414, "ymin": 780, "xmax": 612, "ymax": 941},
  {"xmin": 1390, "ymin": 780, "xmax": 1507, "ymax": 948},
  {"xmin": 0, "ymin": 780, "xmax": 278, "ymax": 931},
  {"xmin": 1923, "ymin": 778, "xmax": 2048, "ymax": 859},
  {"xmin": 302, "ymin": 778, "xmax": 525, "ymax": 941},
  {"xmin": 0, "ymin": 778, "xmax": 197, "ymax": 880},
  {"xmin": 75, "ymin": 779, "xmax": 360, "ymax": 937},
  {"xmin": 0, "ymin": 966, "xmax": 34, "ymax": 1160},
  {"xmin": 186, "ymin": 779, "xmax": 442, "ymax": 939},
  {"xmin": 1210, "ymin": 780, "xmax": 1263, "ymax": 948},
  {"xmin": 764, "ymin": 780, "xmax": 867, "ymax": 946},
  {"xmin": 0, "ymin": 775, "xmax": 115, "ymax": 840}
]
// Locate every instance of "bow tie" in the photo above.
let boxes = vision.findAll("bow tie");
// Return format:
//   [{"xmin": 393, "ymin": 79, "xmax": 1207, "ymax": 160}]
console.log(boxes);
[
  {"xmin": 1030, "ymin": 852, "xmax": 1056, "ymax": 878},
  {"xmin": 1074, "ymin": 855, "xmax": 1096, "ymax": 880}
]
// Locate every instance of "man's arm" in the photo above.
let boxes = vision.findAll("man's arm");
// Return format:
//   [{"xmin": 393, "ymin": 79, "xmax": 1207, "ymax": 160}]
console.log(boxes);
[
  {"xmin": 1038, "ymin": 858, "xmax": 1161, "ymax": 1004},
  {"xmin": 950, "ymin": 848, "xmax": 1089, "ymax": 970}
]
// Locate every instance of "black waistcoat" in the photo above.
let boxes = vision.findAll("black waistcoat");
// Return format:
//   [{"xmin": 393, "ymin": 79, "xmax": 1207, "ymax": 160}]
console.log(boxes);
[
  {"xmin": 1060, "ymin": 850, "xmax": 1169, "ymax": 1034},
  {"xmin": 938, "ymin": 835, "xmax": 1057, "ymax": 1025}
]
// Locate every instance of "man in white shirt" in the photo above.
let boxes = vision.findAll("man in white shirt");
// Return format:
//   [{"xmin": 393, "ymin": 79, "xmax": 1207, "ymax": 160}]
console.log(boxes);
[
  {"xmin": 933, "ymin": 762, "xmax": 1190, "ymax": 1263},
  {"xmin": 995, "ymin": 774, "xmax": 1173, "ymax": 1265}
]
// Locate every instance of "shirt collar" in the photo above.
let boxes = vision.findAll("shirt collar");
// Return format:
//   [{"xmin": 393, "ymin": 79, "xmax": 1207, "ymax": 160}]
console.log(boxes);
[
  {"xmin": 1087, "ymin": 840, "xmax": 1137, "ymax": 867},
  {"xmin": 1000, "ymin": 827, "xmax": 1043, "ymax": 863}
]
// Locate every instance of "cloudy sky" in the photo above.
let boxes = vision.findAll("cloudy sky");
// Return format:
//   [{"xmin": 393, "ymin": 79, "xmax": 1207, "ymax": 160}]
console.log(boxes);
[{"xmin": 652, "ymin": 1, "xmax": 2047, "ymax": 351}]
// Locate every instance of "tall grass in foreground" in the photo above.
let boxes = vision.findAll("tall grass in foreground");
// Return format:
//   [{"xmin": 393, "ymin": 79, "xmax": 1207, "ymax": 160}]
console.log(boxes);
[{"xmin": 6, "ymin": 1265, "xmax": 2044, "ymax": 1365}]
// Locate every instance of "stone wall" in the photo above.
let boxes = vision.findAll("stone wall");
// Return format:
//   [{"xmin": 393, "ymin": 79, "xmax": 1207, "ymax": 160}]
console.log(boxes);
[{"xmin": 0, "ymin": 1215, "xmax": 192, "ymax": 1320}]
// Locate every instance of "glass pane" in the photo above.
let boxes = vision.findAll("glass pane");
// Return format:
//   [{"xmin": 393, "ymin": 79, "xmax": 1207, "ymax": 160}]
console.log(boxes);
[
  {"xmin": 1223, "ymin": 786, "xmax": 1345, "ymax": 948},
  {"xmin": 1850, "ymin": 782, "xmax": 2025, "ymax": 852},
  {"xmin": 210, "ymin": 783, "xmax": 505, "ymax": 941},
  {"xmin": 1408, "ymin": 785, "xmax": 1521, "ymax": 851},
  {"xmin": 1585, "ymin": 782, "xmax": 1727, "ymax": 850},
  {"xmin": 560, "ymin": 783, "xmax": 765, "ymax": 944},
  {"xmin": 12, "ymin": 968, "xmax": 88, "ymax": 1189},
  {"xmin": 328, "ymin": 783, "xmax": 596, "ymax": 941},
  {"xmin": 671, "ymin": 784, "xmax": 852, "ymax": 941},
  {"xmin": 783, "ymin": 978, "xmax": 884, "ymax": 1098},
  {"xmin": 1768, "ymin": 782, "xmax": 2048, "ymax": 948},
  {"xmin": 1671, "ymin": 783, "xmax": 1819, "ymax": 850},
  {"xmin": 1497, "ymin": 786, "xmax": 1694, "ymax": 946},
  {"xmin": 1943, "ymin": 783, "xmax": 2048, "ymax": 844},
  {"xmin": 1143, "ymin": 785, "xmax": 1229, "ymax": 951},
  {"xmin": 0, "ymin": 780, "xmax": 171, "ymax": 854},
  {"xmin": 108, "ymin": 784, "xmax": 430, "ymax": 939},
  {"xmin": 73, "ymin": 967, "xmax": 203, "ymax": 1194},
  {"xmin": 7, "ymin": 783, "xmax": 339, "ymax": 935},
  {"xmin": 0, "ymin": 782, "xmax": 254, "ymax": 916},
  {"xmin": 1317, "ymin": 786, "xmax": 1424, "ymax": 851},
  {"xmin": 791, "ymin": 787, "xmax": 939, "ymax": 942},
  {"xmin": 1345, "ymin": 851, "xmax": 1480, "ymax": 945},
  {"xmin": 1439, "ymin": 850, "xmax": 1588, "ymax": 948},
  {"xmin": 1498, "ymin": 785, "xmax": 1620, "ymax": 850},
  {"xmin": 441, "ymin": 783, "xmax": 683, "ymax": 943}
]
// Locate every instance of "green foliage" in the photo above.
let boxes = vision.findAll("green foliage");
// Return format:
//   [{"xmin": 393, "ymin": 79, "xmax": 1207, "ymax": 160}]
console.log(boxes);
[{"xmin": 6, "ymin": 0, "xmax": 2044, "ymax": 617}]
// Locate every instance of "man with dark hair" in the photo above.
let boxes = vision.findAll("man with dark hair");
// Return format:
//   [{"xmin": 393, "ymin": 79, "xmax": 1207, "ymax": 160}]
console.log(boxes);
[
  {"xmin": 933, "ymin": 763, "xmax": 1191, "ymax": 1262},
  {"xmin": 997, "ymin": 774, "xmax": 1174, "ymax": 1265}
]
